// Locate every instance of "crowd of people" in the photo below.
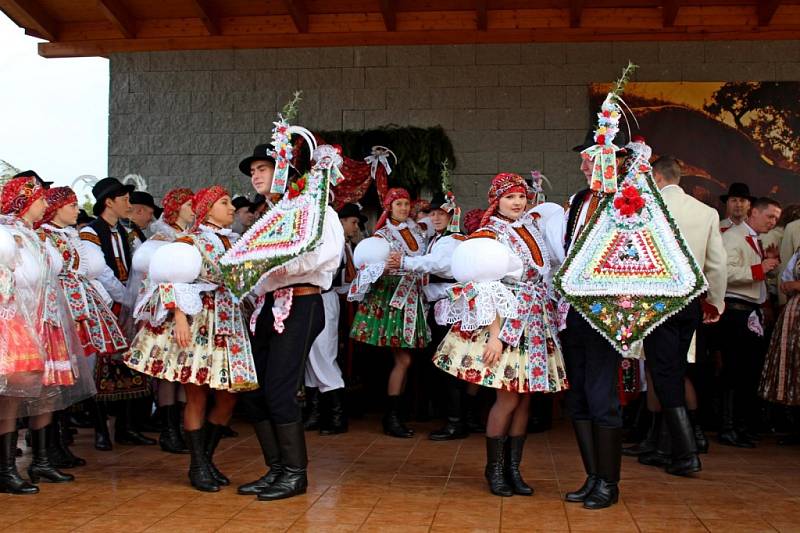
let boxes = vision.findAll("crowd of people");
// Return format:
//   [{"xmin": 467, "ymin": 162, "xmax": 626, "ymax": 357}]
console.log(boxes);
[{"xmin": 1, "ymin": 100, "xmax": 799, "ymax": 515}]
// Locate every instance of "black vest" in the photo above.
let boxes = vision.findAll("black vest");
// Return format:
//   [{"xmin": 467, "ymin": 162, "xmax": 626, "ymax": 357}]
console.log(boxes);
[
  {"xmin": 564, "ymin": 188, "xmax": 592, "ymax": 255},
  {"xmin": 88, "ymin": 217, "xmax": 132, "ymax": 281}
]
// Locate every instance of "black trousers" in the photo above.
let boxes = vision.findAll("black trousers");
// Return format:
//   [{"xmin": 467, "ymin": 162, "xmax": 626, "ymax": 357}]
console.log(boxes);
[
  {"xmin": 428, "ymin": 313, "xmax": 466, "ymax": 420},
  {"xmin": 561, "ymin": 309, "xmax": 623, "ymax": 428},
  {"xmin": 642, "ymin": 299, "xmax": 701, "ymax": 409},
  {"xmin": 240, "ymin": 293, "xmax": 325, "ymax": 425}
]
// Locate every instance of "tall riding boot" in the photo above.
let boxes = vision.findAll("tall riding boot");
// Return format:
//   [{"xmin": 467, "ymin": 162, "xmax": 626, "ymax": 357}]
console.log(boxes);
[
  {"xmin": 185, "ymin": 427, "xmax": 219, "ymax": 492},
  {"xmin": 115, "ymin": 400, "xmax": 156, "ymax": 446},
  {"xmin": 49, "ymin": 413, "xmax": 86, "ymax": 468},
  {"xmin": 320, "ymin": 389, "xmax": 348, "ymax": 436},
  {"xmin": 622, "ymin": 412, "xmax": 658, "ymax": 456},
  {"xmin": 303, "ymin": 388, "xmax": 321, "ymax": 431},
  {"xmin": 718, "ymin": 390, "xmax": 753, "ymax": 448},
  {"xmin": 0, "ymin": 432, "xmax": 38, "ymax": 494},
  {"xmin": 465, "ymin": 392, "xmax": 485, "ymax": 433},
  {"xmin": 663, "ymin": 407, "xmax": 702, "ymax": 476},
  {"xmin": 238, "ymin": 420, "xmax": 282, "ymax": 495},
  {"xmin": 484, "ymin": 436, "xmax": 512, "ymax": 497},
  {"xmin": 583, "ymin": 425, "xmax": 621, "ymax": 510},
  {"xmin": 688, "ymin": 409, "xmax": 708, "ymax": 454},
  {"xmin": 204, "ymin": 422, "xmax": 230, "ymax": 486},
  {"xmin": 565, "ymin": 420, "xmax": 597, "ymax": 503},
  {"xmin": 91, "ymin": 399, "xmax": 112, "ymax": 451},
  {"xmin": 504, "ymin": 435, "xmax": 533, "ymax": 495},
  {"xmin": 430, "ymin": 377, "xmax": 468, "ymax": 440},
  {"xmin": 27, "ymin": 426, "xmax": 74, "ymax": 484},
  {"xmin": 257, "ymin": 422, "xmax": 308, "ymax": 501},
  {"xmin": 383, "ymin": 395, "xmax": 414, "ymax": 438},
  {"xmin": 159, "ymin": 404, "xmax": 188, "ymax": 454},
  {"xmin": 638, "ymin": 415, "xmax": 671, "ymax": 467}
]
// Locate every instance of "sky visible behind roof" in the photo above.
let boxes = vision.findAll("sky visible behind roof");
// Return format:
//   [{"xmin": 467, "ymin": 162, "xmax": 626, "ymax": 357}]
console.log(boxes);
[{"xmin": 0, "ymin": 11, "xmax": 108, "ymax": 190}]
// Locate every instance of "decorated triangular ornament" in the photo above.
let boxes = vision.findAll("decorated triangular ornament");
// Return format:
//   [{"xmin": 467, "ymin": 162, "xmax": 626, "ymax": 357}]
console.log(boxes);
[{"xmin": 554, "ymin": 64, "xmax": 707, "ymax": 357}]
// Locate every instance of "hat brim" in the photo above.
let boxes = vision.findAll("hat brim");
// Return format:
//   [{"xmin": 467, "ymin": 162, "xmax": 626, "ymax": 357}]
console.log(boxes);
[
  {"xmin": 238, "ymin": 154, "xmax": 276, "ymax": 177},
  {"xmin": 719, "ymin": 194, "xmax": 757, "ymax": 203},
  {"xmin": 92, "ymin": 184, "xmax": 135, "ymax": 216}
]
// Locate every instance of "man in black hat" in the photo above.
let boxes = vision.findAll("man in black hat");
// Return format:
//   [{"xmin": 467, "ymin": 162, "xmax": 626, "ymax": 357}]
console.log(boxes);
[
  {"xmin": 719, "ymin": 183, "xmax": 756, "ymax": 234},
  {"xmin": 236, "ymin": 143, "xmax": 345, "ymax": 501},
  {"xmin": 80, "ymin": 177, "xmax": 156, "ymax": 451},
  {"xmin": 231, "ymin": 196, "xmax": 255, "ymax": 235},
  {"xmin": 127, "ymin": 191, "xmax": 159, "ymax": 246}
]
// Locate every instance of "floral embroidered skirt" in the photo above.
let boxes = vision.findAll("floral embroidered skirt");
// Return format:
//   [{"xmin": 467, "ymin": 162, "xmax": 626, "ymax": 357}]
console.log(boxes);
[
  {"xmin": 759, "ymin": 295, "xmax": 800, "ymax": 406},
  {"xmin": 125, "ymin": 293, "xmax": 258, "ymax": 392},
  {"xmin": 350, "ymin": 275, "xmax": 431, "ymax": 349},
  {"xmin": 433, "ymin": 319, "xmax": 568, "ymax": 394},
  {"xmin": 77, "ymin": 286, "xmax": 129, "ymax": 357}
]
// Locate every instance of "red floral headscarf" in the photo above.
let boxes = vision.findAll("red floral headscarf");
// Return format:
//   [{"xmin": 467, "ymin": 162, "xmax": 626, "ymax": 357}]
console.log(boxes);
[
  {"xmin": 191, "ymin": 186, "xmax": 228, "ymax": 231},
  {"xmin": 1, "ymin": 176, "xmax": 45, "ymax": 217},
  {"xmin": 375, "ymin": 187, "xmax": 411, "ymax": 231},
  {"xmin": 463, "ymin": 208, "xmax": 486, "ymax": 234},
  {"xmin": 480, "ymin": 173, "xmax": 530, "ymax": 227},
  {"xmin": 410, "ymin": 198, "xmax": 431, "ymax": 219},
  {"xmin": 39, "ymin": 187, "xmax": 78, "ymax": 227},
  {"xmin": 162, "ymin": 187, "xmax": 194, "ymax": 225}
]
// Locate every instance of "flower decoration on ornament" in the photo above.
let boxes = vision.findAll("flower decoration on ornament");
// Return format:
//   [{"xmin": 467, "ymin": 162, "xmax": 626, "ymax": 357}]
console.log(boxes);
[
  {"xmin": 268, "ymin": 91, "xmax": 317, "ymax": 196},
  {"xmin": 613, "ymin": 185, "xmax": 646, "ymax": 217}
]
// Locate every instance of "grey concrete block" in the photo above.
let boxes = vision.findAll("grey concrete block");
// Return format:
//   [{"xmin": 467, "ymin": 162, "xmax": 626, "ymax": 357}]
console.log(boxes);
[
  {"xmin": 449, "ymin": 130, "xmax": 523, "ymax": 153},
  {"xmin": 310, "ymin": 106, "xmax": 343, "ymax": 131},
  {"xmin": 430, "ymin": 88, "xmax": 476, "ymax": 109},
  {"xmin": 109, "ymin": 92, "xmax": 149, "ymax": 114},
  {"xmin": 230, "ymin": 91, "xmax": 276, "ymax": 113},
  {"xmin": 355, "ymin": 46, "xmax": 387, "ymax": 67},
  {"xmin": 658, "ymin": 42, "xmax": 700, "ymax": 63},
  {"xmin": 519, "ymin": 86, "xmax": 565, "ymax": 109},
  {"xmin": 777, "ymin": 62, "xmax": 800, "ymax": 80},
  {"xmin": 522, "ymin": 130, "xmax": 566, "ymax": 152},
  {"xmin": 212, "ymin": 112, "xmax": 254, "ymax": 133},
  {"xmin": 408, "ymin": 66, "xmax": 455, "ymax": 88},
  {"xmin": 298, "ymin": 68, "xmax": 343, "ymax": 89},
  {"xmin": 232, "ymin": 134, "xmax": 265, "ymax": 156},
  {"xmin": 280, "ymin": 48, "xmax": 320, "ymax": 69},
  {"xmin": 498, "ymin": 151, "xmax": 543, "ymax": 173},
  {"xmin": 407, "ymin": 109, "xmax": 455, "ymax": 129},
  {"xmin": 520, "ymin": 43, "xmax": 566, "ymax": 65},
  {"xmin": 212, "ymin": 155, "xmax": 244, "ymax": 181},
  {"xmin": 351, "ymin": 88, "xmax": 386, "ymax": 110},
  {"xmin": 342, "ymin": 68, "xmax": 366, "ymax": 88},
  {"xmin": 190, "ymin": 134, "xmax": 234, "ymax": 155},
  {"xmin": 212, "ymin": 71, "xmax": 256, "ymax": 93},
  {"xmin": 631, "ymin": 63, "xmax": 683, "ymax": 82},
  {"xmin": 387, "ymin": 46, "xmax": 431, "ymax": 66},
  {"xmin": 150, "ymin": 93, "xmax": 192, "ymax": 114},
  {"xmin": 477, "ymin": 44, "xmax": 520, "ymax": 65},
  {"xmin": 496, "ymin": 108, "xmax": 545, "ymax": 130},
  {"xmin": 110, "ymin": 73, "xmax": 129, "ymax": 96},
  {"xmin": 457, "ymin": 152, "xmax": 498, "ymax": 174},
  {"xmin": 108, "ymin": 156, "xmax": 131, "ymax": 177},
  {"xmin": 543, "ymin": 151, "xmax": 581, "ymax": 183},
  {"xmin": 150, "ymin": 49, "xmax": 234, "ymax": 71},
  {"xmin": 545, "ymin": 106, "xmax": 588, "ymax": 130},
  {"xmin": 704, "ymin": 41, "xmax": 798, "ymax": 64},
  {"xmin": 110, "ymin": 134, "xmax": 149, "ymax": 156},
  {"xmin": 342, "ymin": 110, "xmax": 365, "ymax": 130},
  {"xmin": 130, "ymin": 71, "xmax": 212, "ymax": 93},
  {"xmin": 321, "ymin": 89, "xmax": 356, "ymax": 110},
  {"xmin": 146, "ymin": 134, "xmax": 192, "ymax": 155},
  {"xmin": 363, "ymin": 109, "xmax": 410, "ymax": 128},
  {"xmin": 366, "ymin": 67, "xmax": 410, "ymax": 88},
  {"xmin": 169, "ymin": 113, "xmax": 212, "ymax": 133},
  {"xmin": 111, "ymin": 113, "xmax": 170, "ymax": 136},
  {"xmin": 111, "ymin": 52, "xmax": 150, "ymax": 73},
  {"xmin": 564, "ymin": 85, "xmax": 589, "ymax": 109},
  {"xmin": 234, "ymin": 49, "xmax": 278, "ymax": 70},
  {"xmin": 431, "ymin": 45, "xmax": 476, "ymax": 66},
  {"xmin": 500, "ymin": 65, "xmax": 548, "ymax": 87},
  {"xmin": 193, "ymin": 91, "xmax": 237, "ymax": 112},
  {"xmin": 318, "ymin": 47, "xmax": 355, "ymax": 67},
  {"xmin": 386, "ymin": 88, "xmax": 429, "ymax": 110},
  {"xmin": 451, "ymin": 66, "xmax": 499, "ymax": 86},
  {"xmin": 612, "ymin": 42, "xmax": 659, "ymax": 65},
  {"xmin": 475, "ymin": 87, "xmax": 520, "ymax": 108},
  {"xmin": 453, "ymin": 109, "xmax": 499, "ymax": 130},
  {"xmin": 682, "ymin": 62, "xmax": 776, "ymax": 82},
  {"xmin": 565, "ymin": 42, "xmax": 613, "ymax": 64},
  {"xmin": 253, "ymin": 70, "xmax": 300, "ymax": 89},
  {"xmin": 545, "ymin": 64, "xmax": 621, "ymax": 85}
]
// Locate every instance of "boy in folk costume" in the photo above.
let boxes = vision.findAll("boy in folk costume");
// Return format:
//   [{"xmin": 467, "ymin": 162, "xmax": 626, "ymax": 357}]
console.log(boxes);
[
  {"xmin": 80, "ymin": 178, "xmax": 154, "ymax": 450},
  {"xmin": 127, "ymin": 186, "xmax": 258, "ymax": 492}
]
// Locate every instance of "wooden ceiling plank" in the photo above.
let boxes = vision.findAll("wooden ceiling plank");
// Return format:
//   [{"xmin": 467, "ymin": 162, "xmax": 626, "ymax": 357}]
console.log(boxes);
[
  {"xmin": 96, "ymin": 0, "xmax": 136, "ymax": 38},
  {"xmin": 189, "ymin": 0, "xmax": 219, "ymax": 35},
  {"xmin": 284, "ymin": 0, "xmax": 309, "ymax": 33},
  {"xmin": 662, "ymin": 0, "xmax": 679, "ymax": 27},
  {"xmin": 476, "ymin": 0, "xmax": 487, "ymax": 30},
  {"xmin": 2, "ymin": 0, "xmax": 58, "ymax": 41},
  {"xmin": 569, "ymin": 0, "xmax": 583, "ymax": 28},
  {"xmin": 758, "ymin": 0, "xmax": 781, "ymax": 26},
  {"xmin": 379, "ymin": 0, "xmax": 396, "ymax": 31}
]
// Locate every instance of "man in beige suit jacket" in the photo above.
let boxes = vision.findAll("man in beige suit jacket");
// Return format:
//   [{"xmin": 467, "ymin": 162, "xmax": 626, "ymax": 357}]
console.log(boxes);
[{"xmin": 719, "ymin": 197, "xmax": 781, "ymax": 448}]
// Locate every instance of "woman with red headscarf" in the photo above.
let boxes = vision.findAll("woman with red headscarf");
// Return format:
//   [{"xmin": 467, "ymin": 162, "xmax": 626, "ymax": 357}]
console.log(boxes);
[
  {"xmin": 349, "ymin": 187, "xmax": 433, "ymax": 438},
  {"xmin": 433, "ymin": 173, "xmax": 568, "ymax": 497},
  {"xmin": 127, "ymin": 186, "xmax": 258, "ymax": 492}
]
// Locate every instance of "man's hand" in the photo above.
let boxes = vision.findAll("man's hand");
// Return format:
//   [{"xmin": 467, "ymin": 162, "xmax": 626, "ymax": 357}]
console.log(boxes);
[
  {"xmin": 762, "ymin": 257, "xmax": 780, "ymax": 274},
  {"xmin": 765, "ymin": 243, "xmax": 780, "ymax": 260}
]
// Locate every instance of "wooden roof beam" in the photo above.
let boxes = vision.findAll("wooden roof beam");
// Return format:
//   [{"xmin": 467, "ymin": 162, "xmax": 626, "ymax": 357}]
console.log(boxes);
[
  {"xmin": 1, "ymin": 0, "xmax": 58, "ymax": 41},
  {"xmin": 758, "ymin": 0, "xmax": 781, "ymax": 26},
  {"xmin": 662, "ymin": 0, "xmax": 680, "ymax": 27},
  {"xmin": 284, "ymin": 0, "xmax": 309, "ymax": 33},
  {"xmin": 476, "ymin": 0, "xmax": 487, "ymax": 31},
  {"xmin": 569, "ymin": 0, "xmax": 583, "ymax": 28},
  {"xmin": 379, "ymin": 0, "xmax": 396, "ymax": 31},
  {"xmin": 96, "ymin": 0, "xmax": 136, "ymax": 39},
  {"xmin": 190, "ymin": 0, "xmax": 219, "ymax": 36}
]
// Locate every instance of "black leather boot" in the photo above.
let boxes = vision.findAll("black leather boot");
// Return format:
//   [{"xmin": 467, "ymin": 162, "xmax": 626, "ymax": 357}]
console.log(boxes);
[
  {"xmin": 320, "ymin": 389, "xmax": 348, "ymax": 436},
  {"xmin": 429, "ymin": 417, "xmax": 468, "ymax": 441},
  {"xmin": 0, "ymin": 432, "xmax": 38, "ymax": 494},
  {"xmin": 622, "ymin": 412, "xmax": 658, "ymax": 457},
  {"xmin": 639, "ymin": 415, "xmax": 671, "ymax": 467},
  {"xmin": 505, "ymin": 435, "xmax": 533, "ymax": 495},
  {"xmin": 27, "ymin": 426, "xmax": 74, "ymax": 484},
  {"xmin": 583, "ymin": 425, "xmax": 620, "ymax": 510},
  {"xmin": 185, "ymin": 428, "xmax": 219, "ymax": 492},
  {"xmin": 238, "ymin": 420, "xmax": 282, "ymax": 495},
  {"xmin": 257, "ymin": 422, "xmax": 308, "ymax": 501},
  {"xmin": 718, "ymin": 390, "xmax": 754, "ymax": 448},
  {"xmin": 303, "ymin": 388, "xmax": 320, "ymax": 431},
  {"xmin": 565, "ymin": 420, "xmax": 597, "ymax": 503},
  {"xmin": 687, "ymin": 409, "xmax": 708, "ymax": 454},
  {"xmin": 204, "ymin": 422, "xmax": 230, "ymax": 486},
  {"xmin": 159, "ymin": 404, "xmax": 189, "ymax": 454},
  {"xmin": 91, "ymin": 400, "xmax": 112, "ymax": 451},
  {"xmin": 383, "ymin": 395, "xmax": 414, "ymax": 438},
  {"xmin": 484, "ymin": 436, "xmax": 513, "ymax": 497},
  {"xmin": 115, "ymin": 401, "xmax": 157, "ymax": 446},
  {"xmin": 48, "ymin": 419, "xmax": 85, "ymax": 469},
  {"xmin": 465, "ymin": 392, "xmax": 485, "ymax": 433},
  {"xmin": 663, "ymin": 407, "xmax": 702, "ymax": 476}
]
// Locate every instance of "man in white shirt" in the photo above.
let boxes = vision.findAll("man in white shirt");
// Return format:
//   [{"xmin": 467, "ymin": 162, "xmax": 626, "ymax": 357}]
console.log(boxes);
[{"xmin": 719, "ymin": 183, "xmax": 755, "ymax": 234}]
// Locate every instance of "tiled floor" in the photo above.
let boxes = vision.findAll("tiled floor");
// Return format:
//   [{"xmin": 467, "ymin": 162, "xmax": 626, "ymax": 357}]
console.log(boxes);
[{"xmin": 3, "ymin": 418, "xmax": 800, "ymax": 532}]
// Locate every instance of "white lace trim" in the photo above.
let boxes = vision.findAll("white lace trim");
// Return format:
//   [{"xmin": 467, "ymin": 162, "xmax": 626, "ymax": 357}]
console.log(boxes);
[
  {"xmin": 434, "ymin": 281, "xmax": 518, "ymax": 330},
  {"xmin": 135, "ymin": 281, "xmax": 217, "ymax": 326},
  {"xmin": 347, "ymin": 262, "xmax": 385, "ymax": 302}
]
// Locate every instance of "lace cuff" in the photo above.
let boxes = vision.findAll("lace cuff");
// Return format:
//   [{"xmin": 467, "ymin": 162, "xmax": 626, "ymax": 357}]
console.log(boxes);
[
  {"xmin": 434, "ymin": 281, "xmax": 518, "ymax": 330},
  {"xmin": 347, "ymin": 262, "xmax": 385, "ymax": 302},
  {"xmin": 135, "ymin": 281, "xmax": 217, "ymax": 326}
]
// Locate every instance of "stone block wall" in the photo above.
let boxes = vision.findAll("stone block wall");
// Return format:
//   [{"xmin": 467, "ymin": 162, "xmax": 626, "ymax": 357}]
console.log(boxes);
[{"xmin": 109, "ymin": 41, "xmax": 800, "ymax": 210}]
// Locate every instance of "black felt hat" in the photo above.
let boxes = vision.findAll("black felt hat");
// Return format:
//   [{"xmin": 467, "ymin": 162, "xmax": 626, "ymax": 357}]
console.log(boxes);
[
  {"xmin": 232, "ymin": 196, "xmax": 252, "ymax": 211},
  {"xmin": 13, "ymin": 170, "xmax": 53, "ymax": 188},
  {"xmin": 337, "ymin": 203, "xmax": 367, "ymax": 224},
  {"xmin": 429, "ymin": 192, "xmax": 448, "ymax": 210},
  {"xmin": 720, "ymin": 182, "xmax": 757, "ymax": 203},
  {"xmin": 238, "ymin": 144, "xmax": 275, "ymax": 177},
  {"xmin": 92, "ymin": 177, "xmax": 135, "ymax": 216}
]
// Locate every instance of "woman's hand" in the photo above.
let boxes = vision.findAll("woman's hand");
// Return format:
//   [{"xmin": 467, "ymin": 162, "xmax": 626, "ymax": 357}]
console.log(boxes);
[
  {"xmin": 385, "ymin": 251, "xmax": 402, "ymax": 271},
  {"xmin": 174, "ymin": 309, "xmax": 191, "ymax": 348},
  {"xmin": 781, "ymin": 280, "xmax": 800, "ymax": 295},
  {"xmin": 482, "ymin": 335, "xmax": 503, "ymax": 367}
]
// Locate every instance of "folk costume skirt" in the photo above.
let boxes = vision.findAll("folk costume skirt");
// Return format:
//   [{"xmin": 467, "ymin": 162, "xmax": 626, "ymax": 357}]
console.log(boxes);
[{"xmin": 760, "ymin": 294, "xmax": 800, "ymax": 406}]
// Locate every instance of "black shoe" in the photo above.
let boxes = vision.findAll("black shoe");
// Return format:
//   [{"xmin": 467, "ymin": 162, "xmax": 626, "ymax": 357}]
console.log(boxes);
[
  {"xmin": 583, "ymin": 478, "xmax": 619, "ymax": 510},
  {"xmin": 91, "ymin": 400, "xmax": 113, "ymax": 451},
  {"xmin": 220, "ymin": 425, "xmax": 238, "ymax": 438},
  {"xmin": 663, "ymin": 407, "xmax": 702, "ymax": 477},
  {"xmin": 778, "ymin": 433, "xmax": 800, "ymax": 446},
  {"xmin": 27, "ymin": 426, "xmax": 74, "ymax": 484},
  {"xmin": 638, "ymin": 415, "xmax": 671, "ymax": 467},
  {"xmin": 0, "ymin": 432, "xmax": 38, "ymax": 494},
  {"xmin": 484, "ymin": 436, "xmax": 513, "ymax": 497},
  {"xmin": 565, "ymin": 420, "xmax": 597, "ymax": 503},
  {"xmin": 257, "ymin": 422, "xmax": 308, "ymax": 501},
  {"xmin": 238, "ymin": 420, "xmax": 283, "ymax": 495},
  {"xmin": 303, "ymin": 388, "xmax": 321, "ymax": 431},
  {"xmin": 383, "ymin": 395, "xmax": 414, "ymax": 438},
  {"xmin": 185, "ymin": 428, "xmax": 219, "ymax": 493},
  {"xmin": 622, "ymin": 413, "xmax": 658, "ymax": 457},
  {"xmin": 49, "ymin": 420, "xmax": 86, "ymax": 469},
  {"xmin": 583, "ymin": 425, "xmax": 620, "ymax": 510},
  {"xmin": 429, "ymin": 418, "xmax": 468, "ymax": 441},
  {"xmin": 504, "ymin": 435, "xmax": 533, "ymax": 496},
  {"xmin": 687, "ymin": 410, "xmax": 708, "ymax": 454},
  {"xmin": 204, "ymin": 423, "xmax": 230, "ymax": 486},
  {"xmin": 319, "ymin": 389, "xmax": 348, "ymax": 436},
  {"xmin": 159, "ymin": 405, "xmax": 189, "ymax": 454},
  {"xmin": 115, "ymin": 428, "xmax": 157, "ymax": 446},
  {"xmin": 717, "ymin": 430, "xmax": 755, "ymax": 448}
]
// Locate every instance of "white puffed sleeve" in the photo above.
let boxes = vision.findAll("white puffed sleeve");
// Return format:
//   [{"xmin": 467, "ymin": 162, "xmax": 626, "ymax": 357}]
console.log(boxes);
[{"xmin": 0, "ymin": 227, "xmax": 16, "ymax": 267}]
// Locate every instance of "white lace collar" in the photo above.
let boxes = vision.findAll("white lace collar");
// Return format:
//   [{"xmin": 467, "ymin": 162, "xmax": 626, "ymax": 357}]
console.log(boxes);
[{"xmin": 42, "ymin": 223, "xmax": 79, "ymax": 236}]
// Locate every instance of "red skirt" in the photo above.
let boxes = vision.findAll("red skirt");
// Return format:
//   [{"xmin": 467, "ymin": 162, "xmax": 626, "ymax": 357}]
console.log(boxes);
[
  {"xmin": 42, "ymin": 323, "xmax": 76, "ymax": 386},
  {"xmin": 0, "ymin": 313, "xmax": 44, "ymax": 376}
]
